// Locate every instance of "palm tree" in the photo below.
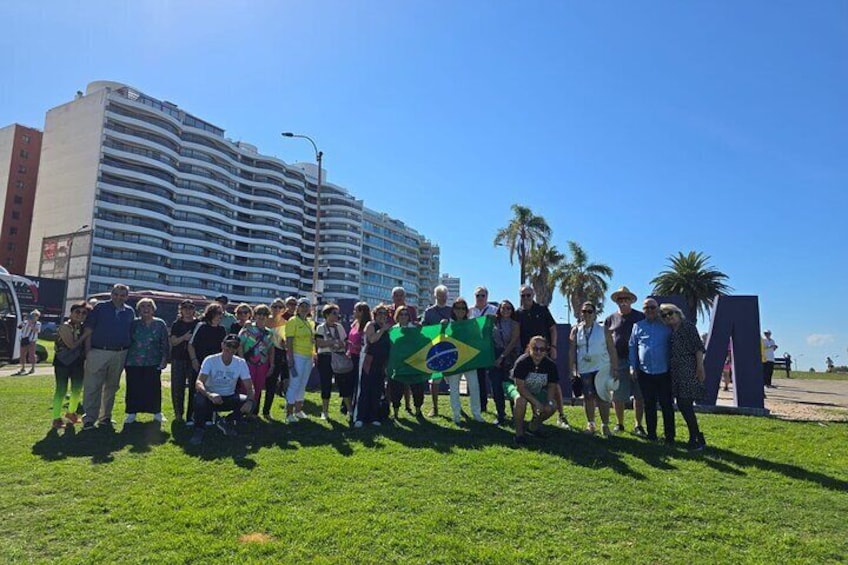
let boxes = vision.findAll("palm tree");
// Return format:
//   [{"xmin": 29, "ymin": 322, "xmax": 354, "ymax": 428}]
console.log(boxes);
[
  {"xmin": 526, "ymin": 242, "xmax": 565, "ymax": 306},
  {"xmin": 493, "ymin": 204, "xmax": 552, "ymax": 285},
  {"xmin": 650, "ymin": 251, "xmax": 731, "ymax": 322},
  {"xmin": 556, "ymin": 241, "xmax": 613, "ymax": 320}
]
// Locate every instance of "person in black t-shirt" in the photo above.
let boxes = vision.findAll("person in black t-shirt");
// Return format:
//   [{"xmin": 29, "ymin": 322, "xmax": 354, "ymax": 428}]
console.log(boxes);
[
  {"xmin": 169, "ymin": 300, "xmax": 199, "ymax": 423},
  {"xmin": 510, "ymin": 336, "xmax": 559, "ymax": 446}
]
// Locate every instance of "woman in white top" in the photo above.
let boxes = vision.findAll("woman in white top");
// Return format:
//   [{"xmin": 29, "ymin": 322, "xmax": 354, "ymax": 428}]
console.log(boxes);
[
  {"xmin": 569, "ymin": 302, "xmax": 618, "ymax": 436},
  {"xmin": 315, "ymin": 304, "xmax": 354, "ymax": 421},
  {"xmin": 16, "ymin": 310, "xmax": 42, "ymax": 375}
]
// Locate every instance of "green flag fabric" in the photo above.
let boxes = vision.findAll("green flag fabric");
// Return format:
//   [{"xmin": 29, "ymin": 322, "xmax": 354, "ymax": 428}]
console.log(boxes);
[{"xmin": 387, "ymin": 317, "xmax": 496, "ymax": 384}]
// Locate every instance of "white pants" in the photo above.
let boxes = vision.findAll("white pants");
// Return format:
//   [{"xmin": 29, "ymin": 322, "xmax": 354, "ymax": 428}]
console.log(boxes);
[
  {"xmin": 286, "ymin": 354, "xmax": 313, "ymax": 404},
  {"xmin": 446, "ymin": 371, "xmax": 481, "ymax": 421}
]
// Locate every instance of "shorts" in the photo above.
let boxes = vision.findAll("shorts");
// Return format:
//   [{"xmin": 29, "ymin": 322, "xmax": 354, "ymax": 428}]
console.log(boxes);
[
  {"xmin": 580, "ymin": 371, "xmax": 598, "ymax": 398},
  {"xmin": 503, "ymin": 380, "xmax": 547, "ymax": 404},
  {"xmin": 612, "ymin": 361, "xmax": 643, "ymax": 402}
]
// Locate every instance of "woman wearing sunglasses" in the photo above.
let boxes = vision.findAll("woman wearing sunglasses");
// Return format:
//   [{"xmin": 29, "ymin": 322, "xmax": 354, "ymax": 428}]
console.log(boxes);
[
  {"xmin": 353, "ymin": 303, "xmax": 391, "ymax": 428},
  {"xmin": 569, "ymin": 301, "xmax": 618, "ymax": 437},
  {"xmin": 387, "ymin": 306, "xmax": 426, "ymax": 418},
  {"xmin": 509, "ymin": 336, "xmax": 559, "ymax": 445},
  {"xmin": 444, "ymin": 298, "xmax": 483, "ymax": 425},
  {"xmin": 660, "ymin": 303, "xmax": 707, "ymax": 451}
]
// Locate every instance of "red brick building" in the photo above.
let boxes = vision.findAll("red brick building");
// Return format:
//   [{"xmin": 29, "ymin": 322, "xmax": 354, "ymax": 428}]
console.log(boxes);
[{"xmin": 0, "ymin": 124, "xmax": 42, "ymax": 273}]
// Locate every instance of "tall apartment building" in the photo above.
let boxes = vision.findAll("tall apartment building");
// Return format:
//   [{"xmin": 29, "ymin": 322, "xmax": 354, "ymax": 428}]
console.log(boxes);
[
  {"xmin": 0, "ymin": 124, "xmax": 42, "ymax": 273},
  {"xmin": 26, "ymin": 81, "xmax": 435, "ymax": 308},
  {"xmin": 360, "ymin": 208, "xmax": 439, "ymax": 311},
  {"xmin": 439, "ymin": 273, "xmax": 461, "ymax": 301}
]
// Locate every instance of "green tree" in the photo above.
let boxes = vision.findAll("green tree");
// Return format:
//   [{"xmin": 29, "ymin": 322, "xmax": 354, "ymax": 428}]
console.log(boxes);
[
  {"xmin": 650, "ymin": 251, "xmax": 731, "ymax": 322},
  {"xmin": 527, "ymin": 242, "xmax": 565, "ymax": 307},
  {"xmin": 493, "ymin": 204, "xmax": 552, "ymax": 285},
  {"xmin": 556, "ymin": 241, "xmax": 613, "ymax": 320}
]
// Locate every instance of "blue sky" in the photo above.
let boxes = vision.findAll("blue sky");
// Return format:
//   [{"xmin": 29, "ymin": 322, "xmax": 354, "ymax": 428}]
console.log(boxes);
[{"xmin": 1, "ymin": 1, "xmax": 846, "ymax": 369}]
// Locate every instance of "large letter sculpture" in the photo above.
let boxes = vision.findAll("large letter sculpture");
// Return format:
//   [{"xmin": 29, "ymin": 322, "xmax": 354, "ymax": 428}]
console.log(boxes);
[{"xmin": 702, "ymin": 295, "xmax": 764, "ymax": 410}]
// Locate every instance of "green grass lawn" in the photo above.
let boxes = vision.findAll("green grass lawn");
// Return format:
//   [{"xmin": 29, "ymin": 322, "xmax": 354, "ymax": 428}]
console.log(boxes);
[
  {"xmin": 2, "ymin": 375, "xmax": 846, "ymax": 564},
  {"xmin": 781, "ymin": 370, "xmax": 848, "ymax": 381}
]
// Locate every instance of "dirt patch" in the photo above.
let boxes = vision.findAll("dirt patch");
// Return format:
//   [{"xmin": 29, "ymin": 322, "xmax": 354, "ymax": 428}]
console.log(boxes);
[
  {"xmin": 718, "ymin": 378, "xmax": 848, "ymax": 422},
  {"xmin": 238, "ymin": 532, "xmax": 276, "ymax": 544}
]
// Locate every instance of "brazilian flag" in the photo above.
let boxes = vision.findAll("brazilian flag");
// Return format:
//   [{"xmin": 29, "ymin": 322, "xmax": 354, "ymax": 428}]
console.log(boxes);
[{"xmin": 387, "ymin": 317, "xmax": 495, "ymax": 384}]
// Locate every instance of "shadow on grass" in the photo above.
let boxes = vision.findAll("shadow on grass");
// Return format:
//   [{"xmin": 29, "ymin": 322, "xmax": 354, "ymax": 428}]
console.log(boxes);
[{"xmin": 31, "ymin": 421, "xmax": 171, "ymax": 464}]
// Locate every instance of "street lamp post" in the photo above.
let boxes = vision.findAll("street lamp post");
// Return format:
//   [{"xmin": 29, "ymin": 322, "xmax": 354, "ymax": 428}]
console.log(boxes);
[{"xmin": 281, "ymin": 133, "xmax": 323, "ymax": 305}]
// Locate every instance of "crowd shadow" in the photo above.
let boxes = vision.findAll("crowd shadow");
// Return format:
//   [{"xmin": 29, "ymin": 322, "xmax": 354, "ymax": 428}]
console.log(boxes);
[
  {"xmin": 31, "ymin": 421, "xmax": 171, "ymax": 464},
  {"xmin": 32, "ymin": 404, "xmax": 848, "ymax": 492}
]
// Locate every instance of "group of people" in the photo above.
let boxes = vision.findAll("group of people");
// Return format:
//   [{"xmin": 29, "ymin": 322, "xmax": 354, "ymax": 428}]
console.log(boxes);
[{"xmin": 47, "ymin": 282, "xmax": 709, "ymax": 452}]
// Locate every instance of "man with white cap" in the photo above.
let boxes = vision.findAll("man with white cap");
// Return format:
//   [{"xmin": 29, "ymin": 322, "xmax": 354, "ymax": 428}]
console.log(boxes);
[
  {"xmin": 604, "ymin": 286, "xmax": 647, "ymax": 436},
  {"xmin": 762, "ymin": 330, "xmax": 778, "ymax": 388}
]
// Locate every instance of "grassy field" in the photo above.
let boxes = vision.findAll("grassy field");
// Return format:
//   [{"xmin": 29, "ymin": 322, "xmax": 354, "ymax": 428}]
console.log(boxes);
[
  {"xmin": 781, "ymin": 370, "xmax": 848, "ymax": 381},
  {"xmin": 1, "ymin": 374, "xmax": 846, "ymax": 564}
]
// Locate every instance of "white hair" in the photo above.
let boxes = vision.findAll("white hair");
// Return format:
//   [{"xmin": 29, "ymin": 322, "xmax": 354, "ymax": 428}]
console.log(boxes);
[
  {"xmin": 434, "ymin": 285, "xmax": 448, "ymax": 296},
  {"xmin": 391, "ymin": 286, "xmax": 406, "ymax": 296}
]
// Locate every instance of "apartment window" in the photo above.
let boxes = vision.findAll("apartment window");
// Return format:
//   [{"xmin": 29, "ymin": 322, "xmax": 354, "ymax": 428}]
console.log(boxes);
[
  {"xmin": 17, "ymin": 165, "xmax": 26, "ymax": 174},
  {"xmin": 11, "ymin": 212, "xmax": 20, "ymax": 220},
  {"xmin": 15, "ymin": 181, "xmax": 24, "ymax": 190},
  {"xmin": 6, "ymin": 243, "xmax": 14, "ymax": 251},
  {"xmin": 19, "ymin": 149, "xmax": 28, "ymax": 159},
  {"xmin": 13, "ymin": 196, "xmax": 22, "ymax": 205},
  {"xmin": 22, "ymin": 134, "xmax": 31, "ymax": 143},
  {"xmin": 8, "ymin": 227, "xmax": 17, "ymax": 236},
  {"xmin": 5, "ymin": 258, "xmax": 12, "ymax": 267}
]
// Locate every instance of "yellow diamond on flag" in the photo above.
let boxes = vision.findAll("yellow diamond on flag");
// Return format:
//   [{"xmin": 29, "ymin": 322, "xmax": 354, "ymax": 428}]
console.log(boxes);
[{"xmin": 404, "ymin": 334, "xmax": 481, "ymax": 376}]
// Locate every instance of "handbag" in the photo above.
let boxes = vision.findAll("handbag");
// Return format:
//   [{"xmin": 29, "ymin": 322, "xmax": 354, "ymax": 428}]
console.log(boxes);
[
  {"xmin": 331, "ymin": 352, "xmax": 354, "ymax": 374},
  {"xmin": 328, "ymin": 325, "xmax": 353, "ymax": 374},
  {"xmin": 20, "ymin": 337, "xmax": 31, "ymax": 347},
  {"xmin": 56, "ymin": 346, "xmax": 82, "ymax": 366}
]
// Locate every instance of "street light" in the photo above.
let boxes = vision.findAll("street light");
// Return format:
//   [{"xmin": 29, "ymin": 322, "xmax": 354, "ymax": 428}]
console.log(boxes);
[{"xmin": 281, "ymin": 132, "xmax": 323, "ymax": 305}]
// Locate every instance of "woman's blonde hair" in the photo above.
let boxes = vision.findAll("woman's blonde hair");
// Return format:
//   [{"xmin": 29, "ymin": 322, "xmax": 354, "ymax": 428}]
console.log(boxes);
[{"xmin": 659, "ymin": 303, "xmax": 684, "ymax": 320}]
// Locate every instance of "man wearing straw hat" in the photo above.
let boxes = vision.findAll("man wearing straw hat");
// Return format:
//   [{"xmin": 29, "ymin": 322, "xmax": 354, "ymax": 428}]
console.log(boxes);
[{"xmin": 604, "ymin": 286, "xmax": 647, "ymax": 436}]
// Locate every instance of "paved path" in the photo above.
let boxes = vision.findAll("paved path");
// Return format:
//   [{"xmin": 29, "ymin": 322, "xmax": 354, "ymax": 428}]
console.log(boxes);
[{"xmin": 717, "ymin": 377, "xmax": 848, "ymax": 421}]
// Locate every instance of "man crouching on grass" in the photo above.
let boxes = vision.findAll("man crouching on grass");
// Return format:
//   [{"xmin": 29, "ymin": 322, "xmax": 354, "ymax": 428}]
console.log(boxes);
[
  {"xmin": 190, "ymin": 334, "xmax": 255, "ymax": 445},
  {"xmin": 509, "ymin": 336, "xmax": 559, "ymax": 446}
]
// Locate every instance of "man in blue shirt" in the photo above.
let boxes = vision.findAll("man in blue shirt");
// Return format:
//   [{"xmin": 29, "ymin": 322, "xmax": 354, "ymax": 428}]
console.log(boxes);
[
  {"xmin": 81, "ymin": 283, "xmax": 135, "ymax": 430},
  {"xmin": 629, "ymin": 297, "xmax": 675, "ymax": 444}
]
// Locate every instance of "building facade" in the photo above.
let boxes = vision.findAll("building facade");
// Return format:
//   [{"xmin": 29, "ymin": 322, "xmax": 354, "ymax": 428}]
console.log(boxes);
[
  {"xmin": 439, "ymin": 273, "xmax": 461, "ymax": 302},
  {"xmin": 26, "ymin": 81, "xmax": 435, "ymax": 309},
  {"xmin": 360, "ymin": 208, "xmax": 439, "ymax": 311},
  {"xmin": 0, "ymin": 124, "xmax": 42, "ymax": 273}
]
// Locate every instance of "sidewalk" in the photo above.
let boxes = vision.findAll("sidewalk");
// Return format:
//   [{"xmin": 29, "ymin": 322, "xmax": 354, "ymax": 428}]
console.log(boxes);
[{"xmin": 717, "ymin": 377, "xmax": 848, "ymax": 421}]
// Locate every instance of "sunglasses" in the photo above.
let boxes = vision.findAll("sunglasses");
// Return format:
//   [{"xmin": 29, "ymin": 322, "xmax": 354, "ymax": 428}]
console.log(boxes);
[
  {"xmin": 532, "ymin": 346, "xmax": 547, "ymax": 352},
  {"xmin": 661, "ymin": 312, "xmax": 676, "ymax": 319},
  {"xmin": 581, "ymin": 310, "xmax": 595, "ymax": 314},
  {"xmin": 475, "ymin": 293, "xmax": 486, "ymax": 298},
  {"xmin": 520, "ymin": 293, "xmax": 532, "ymax": 298},
  {"xmin": 454, "ymin": 306, "xmax": 468, "ymax": 311},
  {"xmin": 224, "ymin": 342, "xmax": 239, "ymax": 349},
  {"xmin": 644, "ymin": 305, "xmax": 657, "ymax": 310},
  {"xmin": 271, "ymin": 305, "xmax": 284, "ymax": 309}
]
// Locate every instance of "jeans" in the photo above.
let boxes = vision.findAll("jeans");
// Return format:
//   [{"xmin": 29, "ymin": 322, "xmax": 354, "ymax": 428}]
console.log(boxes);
[
  {"xmin": 763, "ymin": 362, "xmax": 775, "ymax": 387},
  {"xmin": 637, "ymin": 370, "xmax": 675, "ymax": 441},
  {"xmin": 488, "ymin": 359, "xmax": 510, "ymax": 421},
  {"xmin": 171, "ymin": 358, "xmax": 196, "ymax": 421},
  {"xmin": 192, "ymin": 392, "xmax": 246, "ymax": 429},
  {"xmin": 676, "ymin": 397, "xmax": 701, "ymax": 443},
  {"xmin": 446, "ymin": 371, "xmax": 481, "ymax": 421},
  {"xmin": 53, "ymin": 363, "xmax": 84, "ymax": 419},
  {"xmin": 286, "ymin": 354, "xmax": 312, "ymax": 404}
]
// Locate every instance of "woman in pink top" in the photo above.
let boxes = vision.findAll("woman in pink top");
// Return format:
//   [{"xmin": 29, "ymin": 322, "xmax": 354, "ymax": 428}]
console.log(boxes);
[{"xmin": 347, "ymin": 302, "xmax": 370, "ymax": 421}]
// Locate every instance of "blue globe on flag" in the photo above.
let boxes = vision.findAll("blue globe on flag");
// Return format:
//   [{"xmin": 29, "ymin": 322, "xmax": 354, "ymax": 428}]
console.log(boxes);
[{"xmin": 426, "ymin": 341, "xmax": 459, "ymax": 372}]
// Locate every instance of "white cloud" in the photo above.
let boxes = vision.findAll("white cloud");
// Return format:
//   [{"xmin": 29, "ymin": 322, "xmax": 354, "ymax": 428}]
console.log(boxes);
[{"xmin": 806, "ymin": 334, "xmax": 835, "ymax": 347}]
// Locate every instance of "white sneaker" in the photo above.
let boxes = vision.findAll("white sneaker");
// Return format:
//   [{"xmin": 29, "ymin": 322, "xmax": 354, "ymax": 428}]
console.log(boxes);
[
  {"xmin": 371, "ymin": 421, "xmax": 381, "ymax": 426},
  {"xmin": 153, "ymin": 413, "xmax": 166, "ymax": 422},
  {"xmin": 557, "ymin": 417, "xmax": 571, "ymax": 430},
  {"xmin": 185, "ymin": 420, "xmax": 194, "ymax": 427},
  {"xmin": 295, "ymin": 411, "xmax": 308, "ymax": 419},
  {"xmin": 319, "ymin": 412, "xmax": 329, "ymax": 420},
  {"xmin": 286, "ymin": 414, "xmax": 298, "ymax": 423},
  {"xmin": 124, "ymin": 414, "xmax": 136, "ymax": 424},
  {"xmin": 354, "ymin": 420, "xmax": 364, "ymax": 428}
]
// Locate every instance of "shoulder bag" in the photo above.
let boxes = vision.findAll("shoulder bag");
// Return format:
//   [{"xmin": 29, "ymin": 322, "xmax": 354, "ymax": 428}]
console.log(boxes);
[{"xmin": 329, "ymin": 325, "xmax": 354, "ymax": 374}]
